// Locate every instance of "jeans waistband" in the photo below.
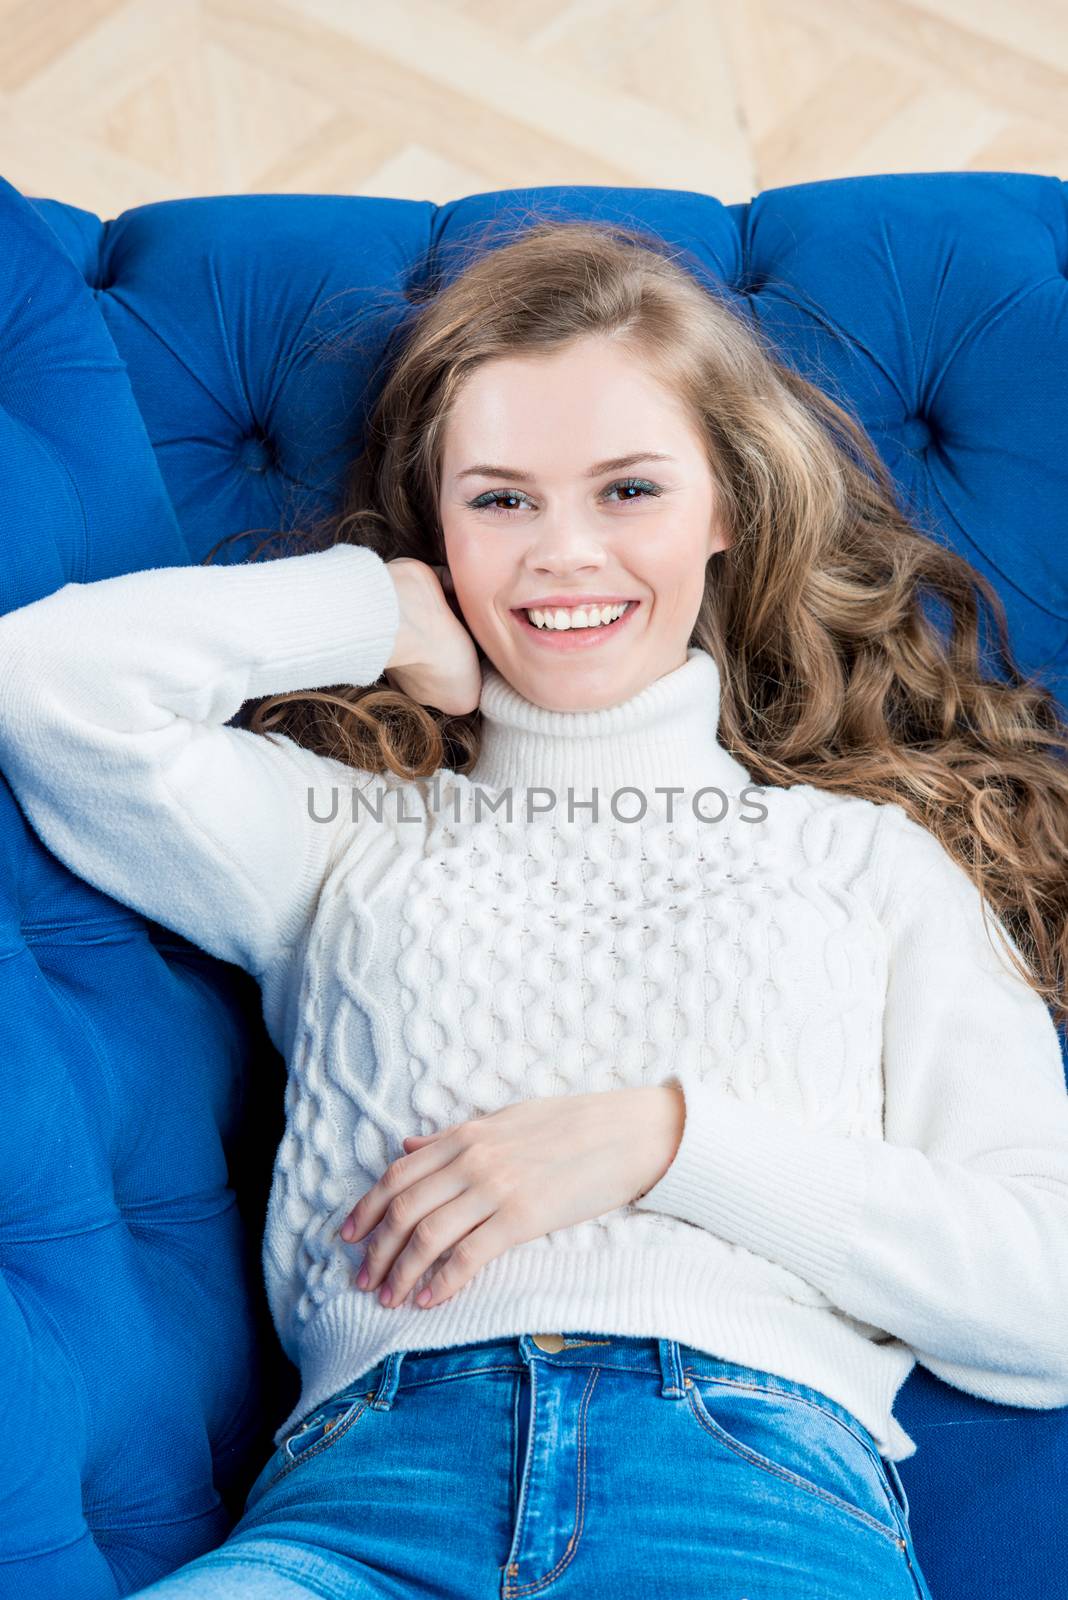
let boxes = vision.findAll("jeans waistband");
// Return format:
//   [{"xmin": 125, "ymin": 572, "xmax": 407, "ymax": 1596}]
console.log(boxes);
[
  {"xmin": 356, "ymin": 1333, "xmax": 685, "ymax": 1408},
  {"xmin": 349, "ymin": 1331, "xmax": 885, "ymax": 1462}
]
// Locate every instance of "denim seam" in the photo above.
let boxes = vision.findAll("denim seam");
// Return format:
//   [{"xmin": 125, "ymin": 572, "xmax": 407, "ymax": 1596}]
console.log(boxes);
[
  {"xmin": 501, "ymin": 1353, "xmax": 539, "ymax": 1588},
  {"xmin": 510, "ymin": 1373, "xmax": 523, "ymax": 1540},
  {"xmin": 898, "ymin": 1536, "xmax": 930, "ymax": 1600}
]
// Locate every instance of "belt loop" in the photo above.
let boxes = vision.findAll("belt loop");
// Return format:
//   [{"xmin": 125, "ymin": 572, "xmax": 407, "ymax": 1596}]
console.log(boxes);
[
  {"xmin": 369, "ymin": 1349, "xmax": 405, "ymax": 1410},
  {"xmin": 658, "ymin": 1338, "xmax": 686, "ymax": 1400},
  {"xmin": 884, "ymin": 1457, "xmax": 911, "ymax": 1524}
]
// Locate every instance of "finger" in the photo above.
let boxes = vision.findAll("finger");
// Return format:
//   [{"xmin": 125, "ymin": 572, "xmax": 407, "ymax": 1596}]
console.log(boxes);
[
  {"xmin": 357, "ymin": 1160, "xmax": 467, "ymax": 1296},
  {"xmin": 340, "ymin": 1142, "xmax": 448, "ymax": 1242},
  {"xmin": 414, "ymin": 1213, "xmax": 514, "ymax": 1310},
  {"xmin": 380, "ymin": 1190, "xmax": 493, "ymax": 1310}
]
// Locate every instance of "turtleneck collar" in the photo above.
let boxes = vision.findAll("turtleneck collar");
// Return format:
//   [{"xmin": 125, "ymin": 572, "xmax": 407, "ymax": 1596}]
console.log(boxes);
[{"xmin": 466, "ymin": 646, "xmax": 752, "ymax": 814}]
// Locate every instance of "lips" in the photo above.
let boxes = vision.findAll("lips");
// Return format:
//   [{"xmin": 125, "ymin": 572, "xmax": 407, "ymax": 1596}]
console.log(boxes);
[{"xmin": 511, "ymin": 599, "xmax": 641, "ymax": 651}]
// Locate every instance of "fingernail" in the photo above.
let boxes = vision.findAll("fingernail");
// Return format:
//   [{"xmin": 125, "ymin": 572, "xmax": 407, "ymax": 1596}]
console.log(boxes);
[
  {"xmin": 341, "ymin": 1222, "xmax": 353, "ymax": 1241},
  {"xmin": 356, "ymin": 1265, "xmax": 369, "ymax": 1288},
  {"xmin": 379, "ymin": 1284, "xmax": 392, "ymax": 1306},
  {"xmin": 416, "ymin": 1288, "xmax": 431, "ymax": 1307}
]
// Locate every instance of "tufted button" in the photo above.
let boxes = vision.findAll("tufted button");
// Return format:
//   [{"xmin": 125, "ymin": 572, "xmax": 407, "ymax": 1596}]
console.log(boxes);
[
  {"xmin": 238, "ymin": 434, "xmax": 274, "ymax": 473},
  {"xmin": 900, "ymin": 415, "xmax": 932, "ymax": 453}
]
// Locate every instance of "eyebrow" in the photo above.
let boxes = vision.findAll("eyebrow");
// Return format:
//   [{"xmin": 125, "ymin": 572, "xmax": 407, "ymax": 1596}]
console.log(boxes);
[{"xmin": 456, "ymin": 451, "xmax": 677, "ymax": 483}]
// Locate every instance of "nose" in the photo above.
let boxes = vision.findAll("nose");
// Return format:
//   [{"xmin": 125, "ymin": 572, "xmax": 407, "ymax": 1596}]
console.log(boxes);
[{"xmin": 522, "ymin": 518, "xmax": 609, "ymax": 577}]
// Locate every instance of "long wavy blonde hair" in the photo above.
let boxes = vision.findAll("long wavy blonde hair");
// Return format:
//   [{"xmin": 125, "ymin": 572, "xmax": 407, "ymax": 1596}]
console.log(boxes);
[{"xmin": 205, "ymin": 215, "xmax": 1068, "ymax": 1027}]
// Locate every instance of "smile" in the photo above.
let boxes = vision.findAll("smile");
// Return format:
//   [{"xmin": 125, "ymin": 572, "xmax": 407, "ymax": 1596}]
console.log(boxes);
[{"xmin": 511, "ymin": 600, "xmax": 640, "ymax": 650}]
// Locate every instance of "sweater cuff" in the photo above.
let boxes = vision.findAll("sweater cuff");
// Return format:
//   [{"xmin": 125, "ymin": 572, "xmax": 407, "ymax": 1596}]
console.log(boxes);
[
  {"xmin": 632, "ymin": 1062, "xmax": 869, "ymax": 1296},
  {"xmin": 238, "ymin": 542, "xmax": 401, "ymax": 700}
]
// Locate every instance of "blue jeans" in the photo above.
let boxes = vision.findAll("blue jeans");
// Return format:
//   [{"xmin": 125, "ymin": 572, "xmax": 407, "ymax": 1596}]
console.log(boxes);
[{"xmin": 130, "ymin": 1332, "xmax": 934, "ymax": 1599}]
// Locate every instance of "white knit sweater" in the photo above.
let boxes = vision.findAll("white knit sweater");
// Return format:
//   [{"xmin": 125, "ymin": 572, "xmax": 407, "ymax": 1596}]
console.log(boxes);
[{"xmin": 1, "ymin": 542, "xmax": 1067, "ymax": 1462}]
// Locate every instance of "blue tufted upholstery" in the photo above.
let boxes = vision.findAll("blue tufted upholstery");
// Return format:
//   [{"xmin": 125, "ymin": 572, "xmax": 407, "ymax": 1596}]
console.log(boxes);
[{"xmin": 0, "ymin": 170, "xmax": 1065, "ymax": 1599}]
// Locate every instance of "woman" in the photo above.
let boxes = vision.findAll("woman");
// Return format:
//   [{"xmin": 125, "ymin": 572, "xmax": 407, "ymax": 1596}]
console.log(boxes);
[{"xmin": 1, "ymin": 218, "xmax": 1066, "ymax": 1599}]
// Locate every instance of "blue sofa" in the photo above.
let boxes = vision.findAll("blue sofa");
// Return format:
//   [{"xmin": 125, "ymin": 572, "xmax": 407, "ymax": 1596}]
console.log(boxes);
[{"xmin": 0, "ymin": 170, "xmax": 1065, "ymax": 1599}]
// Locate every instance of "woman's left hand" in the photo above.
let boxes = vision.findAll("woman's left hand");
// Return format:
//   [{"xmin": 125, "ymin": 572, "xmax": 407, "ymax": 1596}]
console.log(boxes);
[{"xmin": 337, "ymin": 1084, "xmax": 685, "ymax": 1311}]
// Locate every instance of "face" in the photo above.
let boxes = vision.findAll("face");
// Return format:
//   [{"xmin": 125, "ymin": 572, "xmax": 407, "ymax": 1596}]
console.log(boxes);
[{"xmin": 437, "ymin": 334, "xmax": 730, "ymax": 712}]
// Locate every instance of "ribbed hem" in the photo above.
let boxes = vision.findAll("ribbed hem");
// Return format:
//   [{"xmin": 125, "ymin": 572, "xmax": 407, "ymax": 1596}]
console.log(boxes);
[
  {"xmin": 631, "ymin": 1064, "xmax": 869, "ymax": 1293},
  {"xmin": 274, "ymin": 1243, "xmax": 918, "ymax": 1462},
  {"xmin": 234, "ymin": 543, "xmax": 401, "ymax": 700}
]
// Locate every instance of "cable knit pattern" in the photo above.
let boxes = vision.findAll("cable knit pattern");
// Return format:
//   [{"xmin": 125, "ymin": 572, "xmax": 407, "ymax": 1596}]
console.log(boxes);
[{"xmin": 0, "ymin": 540, "xmax": 1066, "ymax": 1465}]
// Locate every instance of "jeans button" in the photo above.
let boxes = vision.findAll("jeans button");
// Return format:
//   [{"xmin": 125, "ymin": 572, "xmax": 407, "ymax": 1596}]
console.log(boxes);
[{"xmin": 531, "ymin": 1333, "xmax": 567, "ymax": 1352}]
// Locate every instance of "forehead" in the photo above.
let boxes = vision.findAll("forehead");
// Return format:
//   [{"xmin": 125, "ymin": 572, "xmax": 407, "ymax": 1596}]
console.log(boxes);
[{"xmin": 442, "ymin": 345, "xmax": 696, "ymax": 472}]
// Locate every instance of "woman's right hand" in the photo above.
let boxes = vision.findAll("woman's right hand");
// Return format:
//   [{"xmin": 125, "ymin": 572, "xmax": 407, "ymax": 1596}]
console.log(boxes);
[{"xmin": 384, "ymin": 558, "xmax": 483, "ymax": 716}]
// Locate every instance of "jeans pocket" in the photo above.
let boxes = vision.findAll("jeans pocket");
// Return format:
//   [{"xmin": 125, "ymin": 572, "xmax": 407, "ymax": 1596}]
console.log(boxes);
[
  {"xmin": 282, "ymin": 1391, "xmax": 367, "ymax": 1463},
  {"xmin": 683, "ymin": 1370, "xmax": 905, "ymax": 1549},
  {"xmin": 247, "ymin": 1384, "xmax": 372, "ymax": 1509}
]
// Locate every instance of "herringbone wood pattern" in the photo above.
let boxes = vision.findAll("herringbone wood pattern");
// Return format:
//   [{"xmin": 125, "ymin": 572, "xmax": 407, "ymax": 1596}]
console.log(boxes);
[{"xmin": 1, "ymin": 0, "xmax": 1064, "ymax": 215}]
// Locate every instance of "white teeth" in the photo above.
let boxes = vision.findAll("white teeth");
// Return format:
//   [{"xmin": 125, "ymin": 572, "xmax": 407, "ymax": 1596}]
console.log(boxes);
[{"xmin": 525, "ymin": 602, "xmax": 631, "ymax": 630}]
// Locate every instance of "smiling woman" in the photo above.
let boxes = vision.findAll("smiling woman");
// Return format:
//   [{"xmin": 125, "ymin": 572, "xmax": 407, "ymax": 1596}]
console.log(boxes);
[
  {"xmin": 3, "ymin": 215, "xmax": 1066, "ymax": 1600},
  {"xmin": 230, "ymin": 217, "xmax": 1068, "ymax": 1028},
  {"xmin": 433, "ymin": 336, "xmax": 726, "ymax": 705}
]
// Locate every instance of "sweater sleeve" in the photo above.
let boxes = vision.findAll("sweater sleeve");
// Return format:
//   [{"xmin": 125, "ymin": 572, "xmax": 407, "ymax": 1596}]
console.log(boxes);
[
  {"xmin": 632, "ymin": 804, "xmax": 1068, "ymax": 1409},
  {"xmin": 0, "ymin": 542, "xmax": 400, "ymax": 977}
]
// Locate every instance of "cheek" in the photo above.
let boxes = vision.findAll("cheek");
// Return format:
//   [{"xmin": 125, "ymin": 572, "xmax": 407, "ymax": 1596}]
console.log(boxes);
[
  {"xmin": 445, "ymin": 538, "xmax": 510, "ymax": 614},
  {"xmin": 639, "ymin": 525, "xmax": 714, "ymax": 590}
]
